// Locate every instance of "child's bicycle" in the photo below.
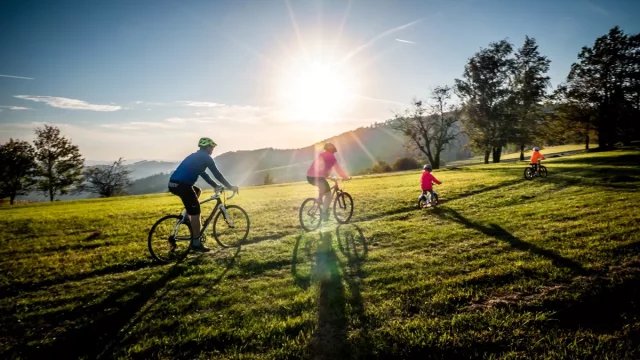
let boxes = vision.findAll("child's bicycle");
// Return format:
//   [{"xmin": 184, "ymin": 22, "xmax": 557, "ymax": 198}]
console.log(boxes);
[
  {"xmin": 418, "ymin": 190, "xmax": 439, "ymax": 208},
  {"xmin": 299, "ymin": 177, "xmax": 353, "ymax": 231},
  {"xmin": 524, "ymin": 161, "xmax": 548, "ymax": 180},
  {"xmin": 148, "ymin": 188, "xmax": 250, "ymax": 263}
]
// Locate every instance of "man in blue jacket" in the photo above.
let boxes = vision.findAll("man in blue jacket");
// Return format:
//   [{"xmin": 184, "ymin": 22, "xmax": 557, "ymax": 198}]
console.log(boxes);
[{"xmin": 168, "ymin": 137, "xmax": 238, "ymax": 252}]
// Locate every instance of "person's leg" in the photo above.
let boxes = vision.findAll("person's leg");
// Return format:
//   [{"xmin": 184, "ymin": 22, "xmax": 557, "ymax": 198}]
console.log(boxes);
[
  {"xmin": 320, "ymin": 179, "xmax": 331, "ymax": 217},
  {"xmin": 190, "ymin": 186, "xmax": 202, "ymax": 239}
]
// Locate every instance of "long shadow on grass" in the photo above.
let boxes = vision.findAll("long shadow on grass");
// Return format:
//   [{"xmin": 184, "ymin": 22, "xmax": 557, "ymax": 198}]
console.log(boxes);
[
  {"xmin": 292, "ymin": 225, "xmax": 371, "ymax": 359},
  {"xmin": 432, "ymin": 207, "xmax": 588, "ymax": 276},
  {"xmin": 14, "ymin": 260, "xmax": 192, "ymax": 359}
]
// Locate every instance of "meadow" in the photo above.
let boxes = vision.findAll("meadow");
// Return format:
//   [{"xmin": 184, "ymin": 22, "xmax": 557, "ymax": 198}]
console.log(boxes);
[{"xmin": 1, "ymin": 150, "xmax": 639, "ymax": 359}]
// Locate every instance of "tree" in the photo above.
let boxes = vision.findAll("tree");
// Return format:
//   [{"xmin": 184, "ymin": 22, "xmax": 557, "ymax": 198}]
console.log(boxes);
[
  {"xmin": 455, "ymin": 39, "xmax": 515, "ymax": 163},
  {"xmin": 511, "ymin": 36, "xmax": 551, "ymax": 160},
  {"xmin": 33, "ymin": 125, "xmax": 85, "ymax": 201},
  {"xmin": 390, "ymin": 86, "xmax": 461, "ymax": 169},
  {"xmin": 392, "ymin": 157, "xmax": 420, "ymax": 171},
  {"xmin": 78, "ymin": 158, "xmax": 132, "ymax": 197},
  {"xmin": 0, "ymin": 139, "xmax": 37, "ymax": 205},
  {"xmin": 370, "ymin": 161, "xmax": 392, "ymax": 174},
  {"xmin": 561, "ymin": 26, "xmax": 640, "ymax": 149},
  {"xmin": 263, "ymin": 172, "xmax": 275, "ymax": 185}
]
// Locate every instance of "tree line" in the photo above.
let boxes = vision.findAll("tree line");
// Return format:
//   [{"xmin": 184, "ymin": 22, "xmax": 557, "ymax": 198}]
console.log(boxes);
[
  {"xmin": 390, "ymin": 26, "xmax": 640, "ymax": 168},
  {"xmin": 0, "ymin": 125, "xmax": 132, "ymax": 204}
]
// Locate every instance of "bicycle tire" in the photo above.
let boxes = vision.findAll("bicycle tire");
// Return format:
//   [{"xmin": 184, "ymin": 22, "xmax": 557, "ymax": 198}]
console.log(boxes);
[
  {"xmin": 299, "ymin": 197, "xmax": 322, "ymax": 231},
  {"xmin": 524, "ymin": 167, "xmax": 534, "ymax": 180},
  {"xmin": 213, "ymin": 205, "xmax": 250, "ymax": 248},
  {"xmin": 333, "ymin": 192, "xmax": 354, "ymax": 224},
  {"xmin": 418, "ymin": 196, "xmax": 427, "ymax": 208},
  {"xmin": 539, "ymin": 166, "xmax": 548, "ymax": 178},
  {"xmin": 148, "ymin": 215, "xmax": 192, "ymax": 263}
]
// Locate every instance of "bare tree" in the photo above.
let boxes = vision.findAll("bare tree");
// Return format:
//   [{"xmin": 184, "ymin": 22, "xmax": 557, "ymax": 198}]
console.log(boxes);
[
  {"xmin": 79, "ymin": 158, "xmax": 132, "ymax": 197},
  {"xmin": 390, "ymin": 86, "xmax": 461, "ymax": 169}
]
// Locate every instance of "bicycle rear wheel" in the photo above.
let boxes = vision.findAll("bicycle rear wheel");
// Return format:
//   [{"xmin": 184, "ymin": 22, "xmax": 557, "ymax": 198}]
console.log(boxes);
[
  {"xmin": 299, "ymin": 198, "xmax": 322, "ymax": 231},
  {"xmin": 524, "ymin": 167, "xmax": 534, "ymax": 180},
  {"xmin": 213, "ymin": 205, "xmax": 250, "ymax": 247},
  {"xmin": 333, "ymin": 192, "xmax": 354, "ymax": 224},
  {"xmin": 148, "ymin": 215, "xmax": 192, "ymax": 263}
]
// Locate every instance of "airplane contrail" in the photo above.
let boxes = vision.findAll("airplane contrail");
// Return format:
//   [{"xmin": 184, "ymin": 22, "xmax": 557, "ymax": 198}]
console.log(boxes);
[
  {"xmin": 0, "ymin": 74, "xmax": 34, "ymax": 80},
  {"xmin": 341, "ymin": 19, "xmax": 422, "ymax": 62},
  {"xmin": 396, "ymin": 39, "xmax": 416, "ymax": 44}
]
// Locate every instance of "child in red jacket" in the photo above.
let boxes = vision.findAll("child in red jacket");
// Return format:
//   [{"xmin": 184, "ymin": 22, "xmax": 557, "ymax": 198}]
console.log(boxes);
[{"xmin": 419, "ymin": 164, "xmax": 441, "ymax": 207}]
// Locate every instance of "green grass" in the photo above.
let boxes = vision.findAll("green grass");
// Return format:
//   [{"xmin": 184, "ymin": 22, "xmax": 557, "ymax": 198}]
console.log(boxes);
[
  {"xmin": 1, "ymin": 150, "xmax": 639, "ymax": 359},
  {"xmin": 447, "ymin": 143, "xmax": 588, "ymax": 166}
]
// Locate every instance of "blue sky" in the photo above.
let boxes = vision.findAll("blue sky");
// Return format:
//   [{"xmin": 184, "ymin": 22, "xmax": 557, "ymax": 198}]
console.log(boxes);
[{"xmin": 1, "ymin": 0, "xmax": 638, "ymax": 160}]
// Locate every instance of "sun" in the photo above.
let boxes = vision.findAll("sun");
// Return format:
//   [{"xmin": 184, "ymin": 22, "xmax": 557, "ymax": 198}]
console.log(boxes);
[{"xmin": 277, "ymin": 61, "xmax": 355, "ymax": 123}]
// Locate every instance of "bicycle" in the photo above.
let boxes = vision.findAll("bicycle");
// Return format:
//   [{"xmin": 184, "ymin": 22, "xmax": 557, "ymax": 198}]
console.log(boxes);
[
  {"xmin": 418, "ymin": 190, "xmax": 439, "ymax": 208},
  {"xmin": 524, "ymin": 161, "xmax": 548, "ymax": 180},
  {"xmin": 148, "ymin": 188, "xmax": 250, "ymax": 263},
  {"xmin": 299, "ymin": 177, "xmax": 353, "ymax": 231}
]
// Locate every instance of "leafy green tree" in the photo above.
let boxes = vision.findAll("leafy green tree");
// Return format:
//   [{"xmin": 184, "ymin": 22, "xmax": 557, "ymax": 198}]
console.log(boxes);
[
  {"xmin": 511, "ymin": 36, "xmax": 551, "ymax": 160},
  {"xmin": 392, "ymin": 157, "xmax": 420, "ymax": 171},
  {"xmin": 78, "ymin": 158, "xmax": 132, "ymax": 197},
  {"xmin": 33, "ymin": 125, "xmax": 85, "ymax": 201},
  {"xmin": 561, "ymin": 26, "xmax": 640, "ymax": 149},
  {"xmin": 455, "ymin": 40, "xmax": 515, "ymax": 163},
  {"xmin": 0, "ymin": 139, "xmax": 37, "ymax": 205},
  {"xmin": 390, "ymin": 86, "xmax": 461, "ymax": 169},
  {"xmin": 263, "ymin": 172, "xmax": 275, "ymax": 185}
]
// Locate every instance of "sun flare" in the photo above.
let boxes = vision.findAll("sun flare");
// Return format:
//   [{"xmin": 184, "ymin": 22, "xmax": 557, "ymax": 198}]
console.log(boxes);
[{"xmin": 278, "ymin": 61, "xmax": 355, "ymax": 123}]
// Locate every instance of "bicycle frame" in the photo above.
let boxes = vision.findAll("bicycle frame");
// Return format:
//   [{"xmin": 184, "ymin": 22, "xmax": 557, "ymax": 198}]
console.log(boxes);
[{"xmin": 172, "ymin": 190, "xmax": 236, "ymax": 241}]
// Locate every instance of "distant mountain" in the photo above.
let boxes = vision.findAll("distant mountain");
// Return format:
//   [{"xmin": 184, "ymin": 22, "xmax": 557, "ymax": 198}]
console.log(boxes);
[{"xmin": 18, "ymin": 122, "xmax": 472, "ymax": 201}]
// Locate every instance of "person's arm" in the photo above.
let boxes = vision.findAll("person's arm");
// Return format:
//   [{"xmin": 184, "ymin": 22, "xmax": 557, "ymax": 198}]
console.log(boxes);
[
  {"xmin": 432, "ymin": 174, "xmax": 442, "ymax": 185},
  {"xmin": 540, "ymin": 154, "xmax": 546, "ymax": 160},
  {"xmin": 205, "ymin": 156, "xmax": 234, "ymax": 189},
  {"xmin": 200, "ymin": 172, "xmax": 220, "ymax": 188},
  {"xmin": 334, "ymin": 163, "xmax": 349, "ymax": 179}
]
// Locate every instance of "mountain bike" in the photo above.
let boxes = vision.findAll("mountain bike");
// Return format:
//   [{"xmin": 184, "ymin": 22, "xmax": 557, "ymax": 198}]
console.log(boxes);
[
  {"xmin": 148, "ymin": 188, "xmax": 250, "ymax": 263},
  {"xmin": 299, "ymin": 177, "xmax": 353, "ymax": 231},
  {"xmin": 524, "ymin": 161, "xmax": 548, "ymax": 180},
  {"xmin": 418, "ymin": 190, "xmax": 439, "ymax": 208}
]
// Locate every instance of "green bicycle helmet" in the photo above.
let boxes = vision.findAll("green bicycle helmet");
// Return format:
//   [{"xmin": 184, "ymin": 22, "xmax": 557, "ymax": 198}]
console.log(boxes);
[{"xmin": 198, "ymin": 137, "xmax": 217, "ymax": 147}]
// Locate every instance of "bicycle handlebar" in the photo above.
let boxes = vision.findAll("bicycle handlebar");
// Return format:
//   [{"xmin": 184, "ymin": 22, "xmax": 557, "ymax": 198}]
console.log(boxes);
[
  {"xmin": 207, "ymin": 187, "xmax": 239, "ymax": 201},
  {"xmin": 329, "ymin": 176, "xmax": 352, "ymax": 182}
]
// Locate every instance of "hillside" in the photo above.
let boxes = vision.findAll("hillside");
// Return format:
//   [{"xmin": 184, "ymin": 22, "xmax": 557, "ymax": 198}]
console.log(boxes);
[{"xmin": 1, "ymin": 150, "xmax": 639, "ymax": 358}]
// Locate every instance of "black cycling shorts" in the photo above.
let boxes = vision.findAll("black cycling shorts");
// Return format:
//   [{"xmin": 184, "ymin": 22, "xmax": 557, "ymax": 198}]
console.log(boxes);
[
  {"xmin": 168, "ymin": 181, "xmax": 202, "ymax": 215},
  {"xmin": 307, "ymin": 176, "xmax": 330, "ymax": 194}
]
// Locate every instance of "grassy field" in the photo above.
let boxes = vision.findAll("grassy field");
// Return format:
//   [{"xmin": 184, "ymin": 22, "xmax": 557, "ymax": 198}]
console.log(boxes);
[
  {"xmin": 1, "ymin": 150, "xmax": 639, "ymax": 359},
  {"xmin": 447, "ymin": 144, "xmax": 588, "ymax": 166}
]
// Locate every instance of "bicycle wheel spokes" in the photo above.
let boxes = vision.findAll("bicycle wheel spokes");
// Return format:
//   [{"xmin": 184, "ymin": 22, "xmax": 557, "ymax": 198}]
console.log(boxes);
[
  {"xmin": 333, "ymin": 192, "xmax": 354, "ymax": 224},
  {"xmin": 213, "ymin": 205, "xmax": 250, "ymax": 247},
  {"xmin": 524, "ymin": 167, "xmax": 534, "ymax": 180},
  {"xmin": 148, "ymin": 215, "xmax": 191, "ymax": 263},
  {"xmin": 299, "ymin": 198, "xmax": 322, "ymax": 231}
]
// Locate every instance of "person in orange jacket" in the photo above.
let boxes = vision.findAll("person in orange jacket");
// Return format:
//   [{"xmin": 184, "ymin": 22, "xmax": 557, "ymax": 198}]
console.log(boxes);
[{"xmin": 530, "ymin": 147, "xmax": 546, "ymax": 174}]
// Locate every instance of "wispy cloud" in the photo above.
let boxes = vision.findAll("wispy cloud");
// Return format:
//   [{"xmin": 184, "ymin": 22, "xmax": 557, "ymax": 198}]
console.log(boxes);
[
  {"xmin": 178, "ymin": 101, "xmax": 225, "ymax": 108},
  {"xmin": 134, "ymin": 100, "xmax": 165, "ymax": 106},
  {"xmin": 395, "ymin": 39, "xmax": 416, "ymax": 44},
  {"xmin": 14, "ymin": 95, "xmax": 121, "ymax": 111},
  {"xmin": 356, "ymin": 95, "xmax": 409, "ymax": 107},
  {"xmin": 0, "ymin": 74, "xmax": 34, "ymax": 80},
  {"xmin": 341, "ymin": 19, "xmax": 422, "ymax": 62},
  {"xmin": 0, "ymin": 105, "xmax": 31, "ymax": 110},
  {"xmin": 586, "ymin": 1, "xmax": 611, "ymax": 17}
]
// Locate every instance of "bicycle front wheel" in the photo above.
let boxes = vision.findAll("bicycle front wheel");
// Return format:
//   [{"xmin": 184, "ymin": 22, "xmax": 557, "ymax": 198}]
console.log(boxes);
[
  {"xmin": 539, "ymin": 166, "xmax": 548, "ymax": 178},
  {"xmin": 299, "ymin": 198, "xmax": 322, "ymax": 231},
  {"xmin": 213, "ymin": 205, "xmax": 250, "ymax": 247},
  {"xmin": 333, "ymin": 192, "xmax": 354, "ymax": 224},
  {"xmin": 148, "ymin": 215, "xmax": 192, "ymax": 263}
]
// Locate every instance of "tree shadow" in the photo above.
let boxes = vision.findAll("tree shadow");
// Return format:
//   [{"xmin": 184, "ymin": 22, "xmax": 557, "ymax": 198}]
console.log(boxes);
[
  {"xmin": 12, "ymin": 259, "xmax": 192, "ymax": 360},
  {"xmin": 431, "ymin": 207, "xmax": 588, "ymax": 276}
]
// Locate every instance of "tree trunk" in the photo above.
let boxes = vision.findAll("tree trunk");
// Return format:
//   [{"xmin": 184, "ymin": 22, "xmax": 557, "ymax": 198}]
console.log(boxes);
[
  {"xmin": 10, "ymin": 195, "xmax": 16, "ymax": 205},
  {"xmin": 585, "ymin": 134, "xmax": 589, "ymax": 150},
  {"xmin": 492, "ymin": 147, "xmax": 502, "ymax": 163},
  {"xmin": 519, "ymin": 143, "xmax": 525, "ymax": 161},
  {"xmin": 433, "ymin": 151, "xmax": 441, "ymax": 169},
  {"xmin": 483, "ymin": 150, "xmax": 490, "ymax": 164},
  {"xmin": 49, "ymin": 188, "xmax": 54, "ymax": 202}
]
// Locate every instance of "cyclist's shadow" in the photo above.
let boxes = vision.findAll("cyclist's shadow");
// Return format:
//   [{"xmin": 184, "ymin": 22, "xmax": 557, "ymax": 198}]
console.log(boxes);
[{"xmin": 291, "ymin": 224, "xmax": 370, "ymax": 358}]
